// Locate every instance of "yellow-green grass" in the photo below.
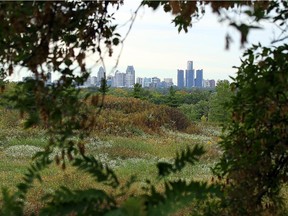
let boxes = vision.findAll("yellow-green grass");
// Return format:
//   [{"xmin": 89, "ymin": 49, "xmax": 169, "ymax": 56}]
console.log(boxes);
[
  {"xmin": 1, "ymin": 124, "xmax": 288, "ymax": 214},
  {"xmin": 0, "ymin": 126, "xmax": 221, "ymax": 208},
  {"xmin": 0, "ymin": 105, "xmax": 223, "ymax": 213}
]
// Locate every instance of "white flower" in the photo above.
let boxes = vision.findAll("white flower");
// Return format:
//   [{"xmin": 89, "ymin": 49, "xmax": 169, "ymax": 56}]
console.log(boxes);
[{"xmin": 4, "ymin": 145, "xmax": 43, "ymax": 158}]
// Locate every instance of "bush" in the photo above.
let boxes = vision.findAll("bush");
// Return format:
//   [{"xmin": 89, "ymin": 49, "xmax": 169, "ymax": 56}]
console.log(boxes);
[{"xmin": 92, "ymin": 95, "xmax": 191, "ymax": 135}]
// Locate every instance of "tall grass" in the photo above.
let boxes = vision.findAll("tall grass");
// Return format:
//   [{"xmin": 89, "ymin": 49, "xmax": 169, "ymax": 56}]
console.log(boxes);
[
  {"xmin": 93, "ymin": 95, "xmax": 190, "ymax": 135},
  {"xmin": 0, "ymin": 96, "xmax": 224, "ymax": 214}
]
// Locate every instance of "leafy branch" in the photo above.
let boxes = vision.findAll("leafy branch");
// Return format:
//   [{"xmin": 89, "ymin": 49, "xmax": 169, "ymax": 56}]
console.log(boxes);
[{"xmin": 157, "ymin": 145, "xmax": 205, "ymax": 177}]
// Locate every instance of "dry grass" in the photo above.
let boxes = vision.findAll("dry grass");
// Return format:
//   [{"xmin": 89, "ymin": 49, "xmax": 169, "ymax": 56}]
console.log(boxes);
[
  {"xmin": 1, "ymin": 98, "xmax": 286, "ymax": 214},
  {"xmin": 92, "ymin": 95, "xmax": 190, "ymax": 135}
]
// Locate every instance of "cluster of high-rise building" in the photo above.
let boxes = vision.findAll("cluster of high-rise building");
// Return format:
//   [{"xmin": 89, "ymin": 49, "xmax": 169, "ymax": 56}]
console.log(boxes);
[
  {"xmin": 83, "ymin": 65, "xmax": 135, "ymax": 88},
  {"xmin": 21, "ymin": 61, "xmax": 216, "ymax": 89},
  {"xmin": 135, "ymin": 77, "xmax": 173, "ymax": 89},
  {"xmin": 177, "ymin": 61, "xmax": 215, "ymax": 88},
  {"xmin": 83, "ymin": 65, "xmax": 174, "ymax": 89}
]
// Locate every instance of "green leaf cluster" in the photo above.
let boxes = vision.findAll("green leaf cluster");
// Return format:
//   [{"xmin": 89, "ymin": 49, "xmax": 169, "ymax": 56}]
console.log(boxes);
[{"xmin": 215, "ymin": 43, "xmax": 288, "ymax": 215}]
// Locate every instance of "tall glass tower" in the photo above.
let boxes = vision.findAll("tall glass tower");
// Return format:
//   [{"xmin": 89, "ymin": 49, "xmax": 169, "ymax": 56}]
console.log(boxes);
[
  {"xmin": 195, "ymin": 69, "xmax": 203, "ymax": 88},
  {"xmin": 185, "ymin": 61, "xmax": 194, "ymax": 88},
  {"xmin": 98, "ymin": 66, "xmax": 105, "ymax": 80},
  {"xmin": 187, "ymin": 61, "xmax": 193, "ymax": 70},
  {"xmin": 177, "ymin": 69, "xmax": 184, "ymax": 88},
  {"xmin": 125, "ymin": 65, "xmax": 135, "ymax": 88}
]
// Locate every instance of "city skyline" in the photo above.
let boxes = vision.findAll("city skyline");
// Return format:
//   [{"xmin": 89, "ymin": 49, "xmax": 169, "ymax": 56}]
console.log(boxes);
[
  {"xmin": 8, "ymin": 1, "xmax": 278, "ymax": 83},
  {"xmin": 77, "ymin": 61, "xmax": 216, "ymax": 89},
  {"xmin": 87, "ymin": 0, "xmax": 277, "ymax": 83}
]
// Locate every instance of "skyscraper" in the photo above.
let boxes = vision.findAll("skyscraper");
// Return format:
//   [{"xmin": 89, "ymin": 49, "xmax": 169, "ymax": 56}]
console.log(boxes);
[
  {"xmin": 114, "ymin": 70, "xmax": 126, "ymax": 87},
  {"xmin": 97, "ymin": 66, "xmax": 105, "ymax": 86},
  {"xmin": 209, "ymin": 79, "xmax": 216, "ymax": 88},
  {"xmin": 107, "ymin": 75, "xmax": 113, "ymax": 87},
  {"xmin": 187, "ymin": 61, "xmax": 193, "ymax": 70},
  {"xmin": 185, "ymin": 61, "xmax": 194, "ymax": 88},
  {"xmin": 125, "ymin": 65, "xmax": 135, "ymax": 88},
  {"xmin": 136, "ymin": 77, "xmax": 143, "ymax": 85},
  {"xmin": 143, "ymin": 77, "xmax": 152, "ymax": 87},
  {"xmin": 90, "ymin": 76, "xmax": 97, "ymax": 86},
  {"xmin": 195, "ymin": 69, "xmax": 203, "ymax": 88},
  {"xmin": 151, "ymin": 77, "xmax": 160, "ymax": 88},
  {"xmin": 177, "ymin": 69, "xmax": 184, "ymax": 88},
  {"xmin": 185, "ymin": 69, "xmax": 194, "ymax": 88},
  {"xmin": 164, "ymin": 78, "xmax": 173, "ymax": 88}
]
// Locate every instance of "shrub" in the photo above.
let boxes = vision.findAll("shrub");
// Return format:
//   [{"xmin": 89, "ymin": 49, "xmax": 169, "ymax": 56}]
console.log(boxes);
[{"xmin": 92, "ymin": 95, "xmax": 191, "ymax": 135}]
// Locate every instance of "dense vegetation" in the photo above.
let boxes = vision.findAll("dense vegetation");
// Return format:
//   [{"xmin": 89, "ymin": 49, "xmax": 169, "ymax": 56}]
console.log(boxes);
[
  {"xmin": 86, "ymin": 80, "xmax": 232, "ymax": 123},
  {"xmin": 0, "ymin": 1, "xmax": 287, "ymax": 215},
  {"xmin": 0, "ymin": 88, "xmax": 223, "ymax": 215}
]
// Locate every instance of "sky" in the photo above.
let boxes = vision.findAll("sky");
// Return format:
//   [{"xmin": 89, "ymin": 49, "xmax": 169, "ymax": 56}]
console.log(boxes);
[
  {"xmin": 10, "ymin": 1, "xmax": 278, "ymax": 83},
  {"xmin": 87, "ymin": 0, "xmax": 278, "ymax": 83}
]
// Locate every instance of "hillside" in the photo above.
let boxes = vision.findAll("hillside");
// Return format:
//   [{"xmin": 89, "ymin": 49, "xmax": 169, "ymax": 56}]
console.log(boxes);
[{"xmin": 93, "ymin": 95, "xmax": 191, "ymax": 135}]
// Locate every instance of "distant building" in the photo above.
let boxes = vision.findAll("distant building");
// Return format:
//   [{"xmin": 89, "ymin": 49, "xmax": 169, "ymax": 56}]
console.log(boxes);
[
  {"xmin": 185, "ymin": 61, "xmax": 194, "ymax": 88},
  {"xmin": 203, "ymin": 79, "xmax": 210, "ymax": 88},
  {"xmin": 187, "ymin": 61, "xmax": 193, "ymax": 70},
  {"xmin": 177, "ymin": 69, "xmax": 184, "ymax": 88},
  {"xmin": 107, "ymin": 75, "xmax": 113, "ymax": 87},
  {"xmin": 186, "ymin": 69, "xmax": 194, "ymax": 88},
  {"xmin": 84, "ymin": 77, "xmax": 92, "ymax": 87},
  {"xmin": 209, "ymin": 79, "xmax": 216, "ymax": 88},
  {"xmin": 125, "ymin": 65, "xmax": 135, "ymax": 88},
  {"xmin": 164, "ymin": 78, "xmax": 173, "ymax": 88},
  {"xmin": 136, "ymin": 77, "xmax": 143, "ymax": 85},
  {"xmin": 195, "ymin": 69, "xmax": 203, "ymax": 88},
  {"xmin": 150, "ymin": 77, "xmax": 160, "ymax": 88},
  {"xmin": 97, "ymin": 66, "xmax": 105, "ymax": 86},
  {"xmin": 114, "ymin": 70, "xmax": 126, "ymax": 87},
  {"xmin": 143, "ymin": 77, "xmax": 152, "ymax": 88},
  {"xmin": 90, "ymin": 76, "xmax": 97, "ymax": 86}
]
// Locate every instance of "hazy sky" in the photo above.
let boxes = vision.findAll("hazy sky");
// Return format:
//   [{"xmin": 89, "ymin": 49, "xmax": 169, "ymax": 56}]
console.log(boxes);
[
  {"xmin": 10, "ymin": 1, "xmax": 278, "ymax": 83},
  {"xmin": 88, "ymin": 1, "xmax": 278, "ymax": 83}
]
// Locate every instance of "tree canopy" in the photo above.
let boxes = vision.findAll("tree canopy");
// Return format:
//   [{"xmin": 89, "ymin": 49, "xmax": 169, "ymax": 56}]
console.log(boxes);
[{"xmin": 0, "ymin": 1, "xmax": 288, "ymax": 215}]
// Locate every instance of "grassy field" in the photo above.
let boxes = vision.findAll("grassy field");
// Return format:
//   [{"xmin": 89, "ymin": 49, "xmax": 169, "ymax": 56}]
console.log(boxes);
[
  {"xmin": 0, "ymin": 106, "xmax": 223, "ymax": 214},
  {"xmin": 1, "ymin": 104, "xmax": 288, "ymax": 215}
]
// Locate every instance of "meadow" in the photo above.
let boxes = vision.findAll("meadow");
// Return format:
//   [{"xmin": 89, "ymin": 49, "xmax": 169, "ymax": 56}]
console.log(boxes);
[{"xmin": 0, "ymin": 94, "xmax": 223, "ymax": 214}]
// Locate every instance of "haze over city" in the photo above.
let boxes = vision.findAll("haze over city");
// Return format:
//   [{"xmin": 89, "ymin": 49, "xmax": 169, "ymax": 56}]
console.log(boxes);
[
  {"xmin": 89, "ymin": 0, "xmax": 278, "ymax": 82},
  {"xmin": 10, "ymin": 0, "xmax": 278, "ymax": 83}
]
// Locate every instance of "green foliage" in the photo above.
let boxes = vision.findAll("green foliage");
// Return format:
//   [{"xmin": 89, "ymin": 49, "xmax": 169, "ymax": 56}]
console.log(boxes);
[
  {"xmin": 179, "ymin": 100, "xmax": 209, "ymax": 122},
  {"xmin": 215, "ymin": 44, "xmax": 288, "ymax": 215},
  {"xmin": 208, "ymin": 80, "xmax": 233, "ymax": 123},
  {"xmin": 1, "ymin": 188, "xmax": 23, "ymax": 216},
  {"xmin": 0, "ymin": 2, "xmax": 119, "ymax": 213},
  {"xmin": 73, "ymin": 155, "xmax": 119, "ymax": 188},
  {"xmin": 182, "ymin": 89, "xmax": 211, "ymax": 105},
  {"xmin": 131, "ymin": 84, "xmax": 153, "ymax": 101},
  {"xmin": 165, "ymin": 86, "xmax": 180, "ymax": 107},
  {"xmin": 132, "ymin": 83, "xmax": 143, "ymax": 99},
  {"xmin": 98, "ymin": 78, "xmax": 110, "ymax": 95},
  {"xmin": 1, "ymin": 1, "xmax": 288, "ymax": 215},
  {"xmin": 95, "ymin": 95, "xmax": 191, "ymax": 135},
  {"xmin": 41, "ymin": 187, "xmax": 116, "ymax": 216},
  {"xmin": 145, "ymin": 180, "xmax": 220, "ymax": 216},
  {"xmin": 143, "ymin": 145, "xmax": 220, "ymax": 215},
  {"xmin": 157, "ymin": 145, "xmax": 204, "ymax": 177}
]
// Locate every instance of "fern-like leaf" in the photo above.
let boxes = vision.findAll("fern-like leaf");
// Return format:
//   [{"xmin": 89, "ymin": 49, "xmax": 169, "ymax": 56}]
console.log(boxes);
[
  {"xmin": 40, "ymin": 187, "xmax": 116, "ymax": 216},
  {"xmin": 146, "ymin": 180, "xmax": 220, "ymax": 216},
  {"xmin": 157, "ymin": 145, "xmax": 205, "ymax": 177},
  {"xmin": 73, "ymin": 155, "xmax": 119, "ymax": 188},
  {"xmin": 0, "ymin": 188, "xmax": 23, "ymax": 216}
]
